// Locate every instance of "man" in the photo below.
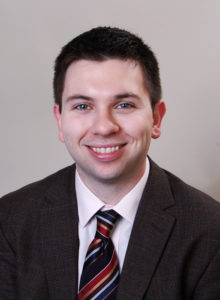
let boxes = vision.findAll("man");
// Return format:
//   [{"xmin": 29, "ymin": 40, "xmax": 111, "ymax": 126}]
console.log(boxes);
[{"xmin": 0, "ymin": 27, "xmax": 219, "ymax": 300}]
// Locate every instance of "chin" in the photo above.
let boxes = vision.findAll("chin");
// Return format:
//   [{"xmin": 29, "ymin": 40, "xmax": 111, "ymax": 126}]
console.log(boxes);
[{"xmin": 94, "ymin": 167, "xmax": 132, "ymax": 184}]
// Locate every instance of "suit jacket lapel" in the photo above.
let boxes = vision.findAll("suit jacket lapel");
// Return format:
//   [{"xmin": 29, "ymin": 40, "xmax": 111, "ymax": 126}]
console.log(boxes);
[
  {"xmin": 117, "ymin": 159, "xmax": 176, "ymax": 299},
  {"xmin": 40, "ymin": 165, "xmax": 79, "ymax": 300}
]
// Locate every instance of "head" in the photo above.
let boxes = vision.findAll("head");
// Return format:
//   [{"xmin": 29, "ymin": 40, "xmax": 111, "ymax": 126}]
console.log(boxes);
[
  {"xmin": 53, "ymin": 27, "xmax": 166, "ymax": 197},
  {"xmin": 53, "ymin": 26, "xmax": 162, "ymax": 112}
]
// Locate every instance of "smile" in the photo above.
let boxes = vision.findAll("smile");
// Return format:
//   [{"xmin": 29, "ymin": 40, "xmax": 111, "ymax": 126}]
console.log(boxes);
[{"xmin": 91, "ymin": 146, "xmax": 120, "ymax": 154}]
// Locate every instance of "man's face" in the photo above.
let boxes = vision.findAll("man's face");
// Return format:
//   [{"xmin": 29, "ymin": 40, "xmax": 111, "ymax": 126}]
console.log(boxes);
[{"xmin": 54, "ymin": 59, "xmax": 165, "ymax": 187}]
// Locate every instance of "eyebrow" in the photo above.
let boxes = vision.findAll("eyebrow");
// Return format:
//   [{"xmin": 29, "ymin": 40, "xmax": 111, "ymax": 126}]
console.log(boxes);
[
  {"xmin": 65, "ymin": 94, "xmax": 93, "ymax": 103},
  {"xmin": 113, "ymin": 93, "xmax": 140, "ymax": 100},
  {"xmin": 64, "ymin": 92, "xmax": 140, "ymax": 103}
]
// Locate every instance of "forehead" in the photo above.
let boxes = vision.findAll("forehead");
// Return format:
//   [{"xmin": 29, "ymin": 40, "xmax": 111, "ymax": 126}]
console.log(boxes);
[{"xmin": 63, "ymin": 59, "xmax": 147, "ymax": 93}]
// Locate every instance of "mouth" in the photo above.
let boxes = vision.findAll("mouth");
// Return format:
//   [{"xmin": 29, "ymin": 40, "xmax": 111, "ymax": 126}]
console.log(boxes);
[
  {"xmin": 88, "ymin": 144, "xmax": 125, "ymax": 154},
  {"xmin": 86, "ymin": 144, "xmax": 126, "ymax": 161}
]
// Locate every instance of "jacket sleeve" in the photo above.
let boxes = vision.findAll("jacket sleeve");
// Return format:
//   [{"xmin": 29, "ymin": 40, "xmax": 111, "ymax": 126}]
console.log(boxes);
[
  {"xmin": 193, "ymin": 247, "xmax": 220, "ymax": 300},
  {"xmin": 0, "ymin": 224, "xmax": 17, "ymax": 300}
]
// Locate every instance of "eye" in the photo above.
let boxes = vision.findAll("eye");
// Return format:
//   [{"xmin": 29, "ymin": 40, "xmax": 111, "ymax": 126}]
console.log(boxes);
[
  {"xmin": 117, "ymin": 102, "xmax": 134, "ymax": 109},
  {"xmin": 75, "ymin": 104, "xmax": 91, "ymax": 110}
]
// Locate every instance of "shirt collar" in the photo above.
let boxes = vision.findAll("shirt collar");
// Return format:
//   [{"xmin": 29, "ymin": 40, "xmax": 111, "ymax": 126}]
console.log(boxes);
[{"xmin": 76, "ymin": 157, "xmax": 150, "ymax": 227}]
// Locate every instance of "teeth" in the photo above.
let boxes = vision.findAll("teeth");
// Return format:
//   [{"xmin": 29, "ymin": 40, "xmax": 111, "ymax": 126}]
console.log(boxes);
[{"xmin": 92, "ymin": 146, "xmax": 120, "ymax": 153}]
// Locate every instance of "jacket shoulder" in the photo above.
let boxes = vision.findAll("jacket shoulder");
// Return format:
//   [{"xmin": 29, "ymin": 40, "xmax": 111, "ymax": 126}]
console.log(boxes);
[
  {"xmin": 164, "ymin": 169, "xmax": 220, "ymax": 239},
  {"xmin": 0, "ymin": 165, "xmax": 75, "ymax": 222},
  {"xmin": 165, "ymin": 169, "xmax": 220, "ymax": 210}
]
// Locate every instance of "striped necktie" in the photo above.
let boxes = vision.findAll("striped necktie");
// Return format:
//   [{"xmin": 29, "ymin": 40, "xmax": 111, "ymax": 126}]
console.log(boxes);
[{"xmin": 78, "ymin": 210, "xmax": 120, "ymax": 300}]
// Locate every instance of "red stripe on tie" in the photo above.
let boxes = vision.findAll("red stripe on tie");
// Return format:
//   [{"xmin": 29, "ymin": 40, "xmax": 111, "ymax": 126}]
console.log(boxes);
[{"xmin": 97, "ymin": 222, "xmax": 111, "ymax": 237}]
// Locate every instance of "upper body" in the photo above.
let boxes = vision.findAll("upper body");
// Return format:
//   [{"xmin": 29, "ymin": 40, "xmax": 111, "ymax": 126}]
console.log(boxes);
[
  {"xmin": 1, "ymin": 27, "xmax": 219, "ymax": 299},
  {"xmin": 0, "ymin": 159, "xmax": 220, "ymax": 299}
]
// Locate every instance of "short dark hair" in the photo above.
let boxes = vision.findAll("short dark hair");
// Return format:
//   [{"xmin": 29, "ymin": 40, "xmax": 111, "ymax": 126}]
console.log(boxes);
[{"xmin": 53, "ymin": 26, "xmax": 162, "ymax": 111}]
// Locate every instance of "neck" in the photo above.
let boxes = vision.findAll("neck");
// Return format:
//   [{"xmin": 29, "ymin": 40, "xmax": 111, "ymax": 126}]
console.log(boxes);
[{"xmin": 76, "ymin": 163, "xmax": 146, "ymax": 205}]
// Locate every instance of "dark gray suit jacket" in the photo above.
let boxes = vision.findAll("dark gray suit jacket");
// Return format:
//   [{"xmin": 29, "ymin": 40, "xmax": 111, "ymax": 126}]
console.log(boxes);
[{"xmin": 0, "ymin": 159, "xmax": 220, "ymax": 299}]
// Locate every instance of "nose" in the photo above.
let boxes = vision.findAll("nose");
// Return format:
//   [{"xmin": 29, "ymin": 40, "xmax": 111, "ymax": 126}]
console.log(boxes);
[{"xmin": 91, "ymin": 110, "xmax": 120, "ymax": 136}]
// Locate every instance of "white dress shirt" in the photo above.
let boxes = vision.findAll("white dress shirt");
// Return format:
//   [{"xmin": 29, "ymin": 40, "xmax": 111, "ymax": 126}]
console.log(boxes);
[{"xmin": 76, "ymin": 158, "xmax": 150, "ymax": 285}]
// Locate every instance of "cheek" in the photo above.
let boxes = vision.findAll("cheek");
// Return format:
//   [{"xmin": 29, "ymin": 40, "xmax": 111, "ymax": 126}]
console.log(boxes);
[
  {"xmin": 61, "ymin": 118, "xmax": 87, "ymax": 144},
  {"xmin": 123, "ymin": 115, "xmax": 152, "ymax": 139}
]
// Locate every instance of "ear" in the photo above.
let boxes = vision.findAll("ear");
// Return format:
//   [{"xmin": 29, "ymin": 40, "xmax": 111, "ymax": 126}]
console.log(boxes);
[
  {"xmin": 151, "ymin": 101, "xmax": 166, "ymax": 139},
  {"xmin": 53, "ymin": 104, "xmax": 65, "ymax": 143}
]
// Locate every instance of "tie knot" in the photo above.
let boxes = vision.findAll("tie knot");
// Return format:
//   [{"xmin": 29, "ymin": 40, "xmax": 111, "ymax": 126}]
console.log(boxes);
[{"xmin": 96, "ymin": 210, "xmax": 120, "ymax": 239}]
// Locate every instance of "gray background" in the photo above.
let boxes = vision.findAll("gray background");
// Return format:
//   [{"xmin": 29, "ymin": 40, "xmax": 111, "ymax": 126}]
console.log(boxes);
[{"xmin": 1, "ymin": 0, "xmax": 219, "ymax": 200}]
